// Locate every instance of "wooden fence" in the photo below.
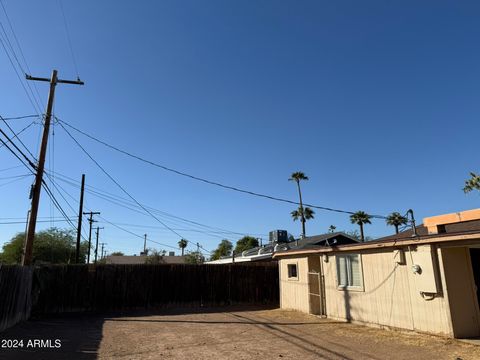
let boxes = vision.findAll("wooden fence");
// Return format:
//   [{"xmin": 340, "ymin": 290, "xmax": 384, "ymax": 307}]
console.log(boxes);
[
  {"xmin": 0, "ymin": 265, "xmax": 33, "ymax": 332},
  {"xmin": 31, "ymin": 263, "xmax": 279, "ymax": 315}
]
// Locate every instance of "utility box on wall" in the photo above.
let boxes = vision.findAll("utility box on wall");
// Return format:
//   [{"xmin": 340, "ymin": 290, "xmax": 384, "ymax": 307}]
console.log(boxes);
[{"xmin": 410, "ymin": 245, "xmax": 440, "ymax": 294}]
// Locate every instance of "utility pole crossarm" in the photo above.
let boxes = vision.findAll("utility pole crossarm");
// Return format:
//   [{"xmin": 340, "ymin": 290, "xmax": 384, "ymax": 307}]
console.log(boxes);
[{"xmin": 26, "ymin": 74, "xmax": 84, "ymax": 85}]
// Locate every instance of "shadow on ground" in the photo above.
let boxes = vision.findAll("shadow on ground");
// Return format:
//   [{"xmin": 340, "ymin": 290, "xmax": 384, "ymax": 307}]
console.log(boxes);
[{"xmin": 0, "ymin": 305, "xmax": 277, "ymax": 360}]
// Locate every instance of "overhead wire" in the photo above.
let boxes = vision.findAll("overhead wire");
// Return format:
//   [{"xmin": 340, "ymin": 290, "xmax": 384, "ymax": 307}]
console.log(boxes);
[
  {"xmin": 49, "ymin": 169, "xmax": 264, "ymax": 239},
  {"xmin": 1, "ymin": 114, "xmax": 39, "ymax": 121},
  {"xmin": 0, "ymin": 0, "xmax": 43, "ymax": 105},
  {"xmin": 57, "ymin": 118, "xmax": 388, "ymax": 220},
  {"xmin": 0, "ymin": 120, "xmax": 36, "ymax": 151},
  {"xmin": 0, "ymin": 31, "xmax": 43, "ymax": 116},
  {"xmin": 57, "ymin": 0, "xmax": 80, "ymax": 77},
  {"xmin": 1, "ymin": 114, "xmax": 37, "ymax": 159},
  {"xmin": 59, "ymin": 122, "xmax": 212, "ymax": 251},
  {"xmin": 0, "ymin": 174, "xmax": 30, "ymax": 188}
]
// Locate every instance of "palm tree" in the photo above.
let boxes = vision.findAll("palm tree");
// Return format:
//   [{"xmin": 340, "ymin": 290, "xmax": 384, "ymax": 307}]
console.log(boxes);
[
  {"xmin": 464, "ymin": 172, "xmax": 480, "ymax": 193},
  {"xmin": 386, "ymin": 212, "xmax": 408, "ymax": 234},
  {"xmin": 328, "ymin": 225, "xmax": 337, "ymax": 233},
  {"xmin": 350, "ymin": 211, "xmax": 372, "ymax": 242},
  {"xmin": 289, "ymin": 171, "xmax": 309, "ymax": 238},
  {"xmin": 291, "ymin": 207, "xmax": 315, "ymax": 225},
  {"xmin": 178, "ymin": 239, "xmax": 188, "ymax": 256}
]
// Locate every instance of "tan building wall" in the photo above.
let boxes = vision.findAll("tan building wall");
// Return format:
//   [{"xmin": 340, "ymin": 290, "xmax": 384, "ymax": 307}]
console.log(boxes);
[
  {"xmin": 441, "ymin": 247, "xmax": 480, "ymax": 338},
  {"xmin": 279, "ymin": 257, "xmax": 310, "ymax": 313},
  {"xmin": 279, "ymin": 244, "xmax": 480, "ymax": 338},
  {"xmin": 323, "ymin": 245, "xmax": 453, "ymax": 336}
]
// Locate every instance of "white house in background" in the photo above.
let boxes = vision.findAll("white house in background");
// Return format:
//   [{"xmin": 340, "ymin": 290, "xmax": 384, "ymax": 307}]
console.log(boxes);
[
  {"xmin": 206, "ymin": 232, "xmax": 359, "ymax": 264},
  {"xmin": 105, "ymin": 252, "xmax": 186, "ymax": 265}
]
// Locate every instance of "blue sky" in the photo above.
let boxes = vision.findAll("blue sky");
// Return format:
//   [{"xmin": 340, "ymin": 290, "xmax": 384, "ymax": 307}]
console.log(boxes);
[{"xmin": 1, "ymin": 0, "xmax": 479, "ymax": 257}]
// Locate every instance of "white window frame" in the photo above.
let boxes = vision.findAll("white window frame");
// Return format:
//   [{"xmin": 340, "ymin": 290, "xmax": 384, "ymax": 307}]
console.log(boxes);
[
  {"xmin": 287, "ymin": 262, "xmax": 299, "ymax": 281},
  {"xmin": 336, "ymin": 254, "xmax": 364, "ymax": 291}
]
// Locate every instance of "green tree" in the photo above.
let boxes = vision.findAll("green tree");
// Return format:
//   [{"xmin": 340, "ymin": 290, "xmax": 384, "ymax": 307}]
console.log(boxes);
[
  {"xmin": 185, "ymin": 251, "xmax": 205, "ymax": 264},
  {"xmin": 110, "ymin": 251, "xmax": 124, "ymax": 256},
  {"xmin": 178, "ymin": 239, "xmax": 188, "ymax": 256},
  {"xmin": 289, "ymin": 171, "xmax": 312, "ymax": 238},
  {"xmin": 328, "ymin": 225, "xmax": 337, "ymax": 233},
  {"xmin": 0, "ymin": 228, "xmax": 89, "ymax": 264},
  {"xmin": 234, "ymin": 236, "xmax": 259, "ymax": 255},
  {"xmin": 464, "ymin": 172, "xmax": 480, "ymax": 193},
  {"xmin": 350, "ymin": 211, "xmax": 372, "ymax": 242},
  {"xmin": 145, "ymin": 248, "xmax": 166, "ymax": 264},
  {"xmin": 210, "ymin": 239, "xmax": 233, "ymax": 261},
  {"xmin": 386, "ymin": 212, "xmax": 408, "ymax": 234}
]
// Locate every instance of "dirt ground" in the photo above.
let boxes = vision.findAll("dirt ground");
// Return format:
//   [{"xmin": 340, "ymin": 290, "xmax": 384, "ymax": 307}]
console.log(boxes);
[{"xmin": 1, "ymin": 307, "xmax": 479, "ymax": 360}]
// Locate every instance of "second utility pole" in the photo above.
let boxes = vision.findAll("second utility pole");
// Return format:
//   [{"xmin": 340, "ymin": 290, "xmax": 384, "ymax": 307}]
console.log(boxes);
[
  {"xmin": 75, "ymin": 174, "xmax": 86, "ymax": 263},
  {"xmin": 84, "ymin": 211, "xmax": 100, "ymax": 263},
  {"xmin": 94, "ymin": 226, "xmax": 104, "ymax": 264},
  {"xmin": 22, "ymin": 70, "xmax": 84, "ymax": 266}
]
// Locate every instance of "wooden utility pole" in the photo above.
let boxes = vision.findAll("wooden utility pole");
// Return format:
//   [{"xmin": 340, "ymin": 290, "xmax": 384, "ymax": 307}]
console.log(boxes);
[
  {"xmin": 143, "ymin": 233, "xmax": 147, "ymax": 254},
  {"xmin": 22, "ymin": 70, "xmax": 84, "ymax": 266},
  {"xmin": 75, "ymin": 174, "xmax": 86, "ymax": 263},
  {"xmin": 83, "ymin": 211, "xmax": 100, "ymax": 263},
  {"xmin": 100, "ymin": 242, "xmax": 107, "ymax": 260},
  {"xmin": 94, "ymin": 226, "xmax": 104, "ymax": 264}
]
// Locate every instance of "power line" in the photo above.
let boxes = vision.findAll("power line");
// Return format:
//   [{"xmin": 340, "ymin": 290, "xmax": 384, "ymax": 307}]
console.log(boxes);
[
  {"xmin": 0, "ymin": 120, "xmax": 36, "ymax": 151},
  {"xmin": 41, "ymin": 180, "xmax": 78, "ymax": 232},
  {"xmin": 0, "ymin": 174, "xmax": 30, "ymax": 188},
  {"xmin": 0, "ymin": 219, "xmax": 75, "ymax": 225},
  {"xmin": 49, "ymin": 169, "xmax": 264, "ymax": 239},
  {"xmin": 44, "ymin": 168, "xmax": 183, "ymax": 251},
  {"xmin": 0, "ymin": 127, "xmax": 37, "ymax": 170},
  {"xmin": 57, "ymin": 0, "xmax": 79, "ymax": 77},
  {"xmin": 57, "ymin": 118, "xmax": 388, "ymax": 219},
  {"xmin": 0, "ymin": 31, "xmax": 42, "ymax": 116},
  {"xmin": 59, "ymin": 122, "xmax": 197, "ymax": 244},
  {"xmin": 1, "ymin": 114, "xmax": 39, "ymax": 121},
  {"xmin": 0, "ymin": 165, "xmax": 23, "ymax": 172},
  {"xmin": 0, "ymin": 131, "xmax": 36, "ymax": 174},
  {"xmin": 0, "ymin": 0, "xmax": 43, "ymax": 105},
  {"xmin": 1, "ymin": 114, "xmax": 37, "ymax": 159}
]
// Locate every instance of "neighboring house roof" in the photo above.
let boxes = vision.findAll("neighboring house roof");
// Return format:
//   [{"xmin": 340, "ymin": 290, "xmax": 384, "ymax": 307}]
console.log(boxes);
[
  {"xmin": 105, "ymin": 255, "xmax": 186, "ymax": 265},
  {"xmin": 293, "ymin": 232, "xmax": 359, "ymax": 249},
  {"xmin": 205, "ymin": 232, "xmax": 358, "ymax": 264},
  {"xmin": 105, "ymin": 255, "xmax": 147, "ymax": 264},
  {"xmin": 274, "ymin": 214, "xmax": 480, "ymax": 259}
]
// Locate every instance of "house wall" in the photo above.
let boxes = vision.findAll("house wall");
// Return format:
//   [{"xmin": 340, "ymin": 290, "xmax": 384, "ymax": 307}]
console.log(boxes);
[
  {"xmin": 279, "ymin": 244, "xmax": 480, "ymax": 338},
  {"xmin": 279, "ymin": 257, "xmax": 310, "ymax": 313},
  {"xmin": 441, "ymin": 247, "xmax": 480, "ymax": 338},
  {"xmin": 322, "ymin": 245, "xmax": 454, "ymax": 336}
]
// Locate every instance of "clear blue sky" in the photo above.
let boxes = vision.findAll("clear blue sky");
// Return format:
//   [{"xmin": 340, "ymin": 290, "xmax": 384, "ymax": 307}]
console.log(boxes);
[{"xmin": 1, "ymin": 0, "xmax": 479, "ymax": 257}]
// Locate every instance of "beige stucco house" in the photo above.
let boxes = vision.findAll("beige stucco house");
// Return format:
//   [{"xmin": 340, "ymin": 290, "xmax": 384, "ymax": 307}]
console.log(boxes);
[{"xmin": 274, "ymin": 209, "xmax": 480, "ymax": 339}]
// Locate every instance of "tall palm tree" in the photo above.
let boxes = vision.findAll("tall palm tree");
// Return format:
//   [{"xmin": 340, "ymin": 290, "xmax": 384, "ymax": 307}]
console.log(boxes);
[
  {"xmin": 178, "ymin": 239, "xmax": 188, "ymax": 256},
  {"xmin": 386, "ymin": 212, "xmax": 408, "ymax": 234},
  {"xmin": 289, "ymin": 171, "xmax": 309, "ymax": 238},
  {"xmin": 350, "ymin": 211, "xmax": 372, "ymax": 242},
  {"xmin": 328, "ymin": 225, "xmax": 337, "ymax": 233}
]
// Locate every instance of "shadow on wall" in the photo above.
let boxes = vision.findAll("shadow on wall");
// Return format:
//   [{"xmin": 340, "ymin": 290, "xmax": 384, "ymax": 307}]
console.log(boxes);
[{"xmin": 344, "ymin": 289, "xmax": 351, "ymax": 321}]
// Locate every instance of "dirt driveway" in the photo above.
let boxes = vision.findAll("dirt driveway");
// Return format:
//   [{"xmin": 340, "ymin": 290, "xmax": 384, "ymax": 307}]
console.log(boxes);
[{"xmin": 1, "ymin": 307, "xmax": 479, "ymax": 360}]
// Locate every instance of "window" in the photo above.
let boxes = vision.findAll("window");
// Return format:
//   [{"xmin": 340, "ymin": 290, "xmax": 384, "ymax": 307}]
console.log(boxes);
[
  {"xmin": 336, "ymin": 254, "xmax": 363, "ymax": 289},
  {"xmin": 287, "ymin": 263, "xmax": 298, "ymax": 279}
]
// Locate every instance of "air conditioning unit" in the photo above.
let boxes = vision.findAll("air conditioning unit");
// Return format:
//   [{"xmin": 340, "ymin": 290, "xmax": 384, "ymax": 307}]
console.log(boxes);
[{"xmin": 269, "ymin": 230, "xmax": 288, "ymax": 243}]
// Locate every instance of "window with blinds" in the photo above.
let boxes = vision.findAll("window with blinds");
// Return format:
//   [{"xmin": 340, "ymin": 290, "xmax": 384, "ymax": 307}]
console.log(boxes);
[{"xmin": 336, "ymin": 254, "xmax": 363, "ymax": 289}]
